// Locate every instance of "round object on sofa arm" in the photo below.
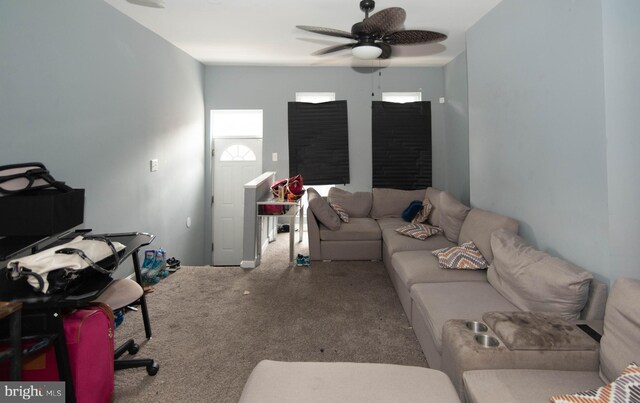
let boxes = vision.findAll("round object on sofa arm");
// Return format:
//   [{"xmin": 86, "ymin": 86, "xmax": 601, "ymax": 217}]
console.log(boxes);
[{"xmin": 94, "ymin": 278, "xmax": 143, "ymax": 310}]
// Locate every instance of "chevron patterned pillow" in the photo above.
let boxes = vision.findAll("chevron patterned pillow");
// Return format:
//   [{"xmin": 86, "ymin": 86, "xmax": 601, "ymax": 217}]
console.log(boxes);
[
  {"xmin": 395, "ymin": 223, "xmax": 442, "ymax": 241},
  {"xmin": 550, "ymin": 362, "xmax": 640, "ymax": 403},
  {"xmin": 329, "ymin": 201, "xmax": 349, "ymax": 223},
  {"xmin": 411, "ymin": 199, "xmax": 433, "ymax": 224},
  {"xmin": 432, "ymin": 241, "xmax": 489, "ymax": 270}
]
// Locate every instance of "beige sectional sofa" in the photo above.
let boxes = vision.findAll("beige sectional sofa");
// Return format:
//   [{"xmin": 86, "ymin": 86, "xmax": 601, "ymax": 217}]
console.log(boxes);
[
  {"xmin": 239, "ymin": 186, "xmax": 632, "ymax": 402},
  {"xmin": 307, "ymin": 186, "xmax": 609, "ymax": 371}
]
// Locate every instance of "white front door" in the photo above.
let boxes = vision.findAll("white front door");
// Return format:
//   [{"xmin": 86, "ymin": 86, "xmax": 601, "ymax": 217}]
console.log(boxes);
[{"xmin": 212, "ymin": 138, "xmax": 262, "ymax": 266}]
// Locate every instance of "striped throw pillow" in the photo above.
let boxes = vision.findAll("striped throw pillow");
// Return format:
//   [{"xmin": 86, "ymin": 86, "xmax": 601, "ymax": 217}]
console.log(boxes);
[
  {"xmin": 395, "ymin": 223, "xmax": 442, "ymax": 241},
  {"xmin": 550, "ymin": 362, "xmax": 640, "ymax": 403},
  {"xmin": 432, "ymin": 241, "xmax": 489, "ymax": 270},
  {"xmin": 329, "ymin": 201, "xmax": 349, "ymax": 223},
  {"xmin": 411, "ymin": 200, "xmax": 433, "ymax": 224}
]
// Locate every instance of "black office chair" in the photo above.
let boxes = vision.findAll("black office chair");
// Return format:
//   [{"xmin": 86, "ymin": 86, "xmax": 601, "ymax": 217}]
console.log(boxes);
[{"xmin": 95, "ymin": 279, "xmax": 159, "ymax": 375}]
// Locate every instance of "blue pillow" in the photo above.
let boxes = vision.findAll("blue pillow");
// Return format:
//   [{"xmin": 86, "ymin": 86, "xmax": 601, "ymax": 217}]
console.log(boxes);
[{"xmin": 402, "ymin": 200, "xmax": 424, "ymax": 222}]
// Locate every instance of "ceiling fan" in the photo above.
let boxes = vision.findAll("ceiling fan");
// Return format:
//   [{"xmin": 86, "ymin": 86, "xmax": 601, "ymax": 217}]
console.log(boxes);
[{"xmin": 297, "ymin": 0, "xmax": 447, "ymax": 60}]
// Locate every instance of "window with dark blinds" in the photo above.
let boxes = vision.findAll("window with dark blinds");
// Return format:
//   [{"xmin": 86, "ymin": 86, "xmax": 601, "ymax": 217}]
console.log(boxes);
[
  {"xmin": 288, "ymin": 101, "xmax": 350, "ymax": 185},
  {"xmin": 371, "ymin": 101, "xmax": 432, "ymax": 190}
]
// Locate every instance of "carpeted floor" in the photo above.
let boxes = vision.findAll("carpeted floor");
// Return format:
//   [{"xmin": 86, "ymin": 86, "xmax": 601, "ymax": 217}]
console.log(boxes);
[{"xmin": 113, "ymin": 233, "xmax": 427, "ymax": 402}]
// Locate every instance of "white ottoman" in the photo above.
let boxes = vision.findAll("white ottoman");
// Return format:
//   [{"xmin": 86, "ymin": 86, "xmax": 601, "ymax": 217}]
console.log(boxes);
[{"xmin": 239, "ymin": 360, "xmax": 461, "ymax": 403}]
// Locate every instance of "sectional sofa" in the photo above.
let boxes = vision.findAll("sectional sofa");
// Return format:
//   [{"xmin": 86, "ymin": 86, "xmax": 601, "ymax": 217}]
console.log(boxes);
[
  {"xmin": 238, "ymin": 186, "xmax": 621, "ymax": 402},
  {"xmin": 306, "ymin": 186, "xmax": 609, "ymax": 370}
]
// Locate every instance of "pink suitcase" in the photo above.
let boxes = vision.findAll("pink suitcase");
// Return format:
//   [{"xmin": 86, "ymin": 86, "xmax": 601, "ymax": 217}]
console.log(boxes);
[{"xmin": 5, "ymin": 304, "xmax": 115, "ymax": 403}]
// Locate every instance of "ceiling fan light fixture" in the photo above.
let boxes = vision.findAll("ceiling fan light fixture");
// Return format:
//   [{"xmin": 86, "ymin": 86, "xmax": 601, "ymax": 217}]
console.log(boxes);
[
  {"xmin": 126, "ymin": 0, "xmax": 166, "ymax": 8},
  {"xmin": 352, "ymin": 44, "xmax": 382, "ymax": 60}
]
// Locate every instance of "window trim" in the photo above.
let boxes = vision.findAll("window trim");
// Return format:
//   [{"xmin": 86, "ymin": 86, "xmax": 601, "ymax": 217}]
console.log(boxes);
[
  {"xmin": 381, "ymin": 92, "xmax": 422, "ymax": 103},
  {"xmin": 210, "ymin": 109, "xmax": 263, "ymax": 139},
  {"xmin": 295, "ymin": 92, "xmax": 336, "ymax": 103}
]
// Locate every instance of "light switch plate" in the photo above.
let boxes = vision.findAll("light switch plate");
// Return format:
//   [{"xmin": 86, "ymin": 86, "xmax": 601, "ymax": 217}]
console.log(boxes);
[
  {"xmin": 272, "ymin": 153, "xmax": 278, "ymax": 162},
  {"xmin": 150, "ymin": 159, "xmax": 159, "ymax": 172}
]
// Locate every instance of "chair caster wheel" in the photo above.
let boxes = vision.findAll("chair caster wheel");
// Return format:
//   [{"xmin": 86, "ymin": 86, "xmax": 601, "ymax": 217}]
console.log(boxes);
[
  {"xmin": 128, "ymin": 343, "xmax": 140, "ymax": 355},
  {"xmin": 147, "ymin": 361, "xmax": 160, "ymax": 376}
]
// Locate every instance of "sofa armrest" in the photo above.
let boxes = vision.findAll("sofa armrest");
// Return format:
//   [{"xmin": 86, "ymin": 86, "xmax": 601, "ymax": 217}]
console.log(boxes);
[
  {"xmin": 441, "ymin": 319, "xmax": 600, "ymax": 399},
  {"xmin": 307, "ymin": 206, "xmax": 321, "ymax": 260}
]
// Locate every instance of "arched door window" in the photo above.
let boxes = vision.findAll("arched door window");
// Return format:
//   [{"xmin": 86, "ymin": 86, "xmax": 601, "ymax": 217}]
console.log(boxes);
[{"xmin": 220, "ymin": 144, "xmax": 257, "ymax": 161}]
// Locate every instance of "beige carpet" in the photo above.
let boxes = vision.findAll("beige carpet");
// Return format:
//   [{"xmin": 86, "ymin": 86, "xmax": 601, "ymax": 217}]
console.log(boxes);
[{"xmin": 113, "ymin": 233, "xmax": 427, "ymax": 402}]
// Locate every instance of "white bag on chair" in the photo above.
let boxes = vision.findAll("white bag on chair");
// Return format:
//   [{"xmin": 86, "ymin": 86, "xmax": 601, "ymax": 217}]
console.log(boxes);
[{"xmin": 8, "ymin": 236, "xmax": 125, "ymax": 294}]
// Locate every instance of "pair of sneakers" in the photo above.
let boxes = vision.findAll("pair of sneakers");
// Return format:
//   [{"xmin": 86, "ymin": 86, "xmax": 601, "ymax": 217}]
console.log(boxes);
[
  {"xmin": 141, "ymin": 249, "xmax": 168, "ymax": 285},
  {"xmin": 296, "ymin": 254, "xmax": 311, "ymax": 267},
  {"xmin": 166, "ymin": 257, "xmax": 181, "ymax": 272}
]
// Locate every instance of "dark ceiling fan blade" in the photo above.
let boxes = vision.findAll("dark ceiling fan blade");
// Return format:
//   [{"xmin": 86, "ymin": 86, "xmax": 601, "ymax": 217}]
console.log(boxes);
[
  {"xmin": 296, "ymin": 26, "xmax": 355, "ymax": 39},
  {"xmin": 360, "ymin": 7, "xmax": 406, "ymax": 35},
  {"xmin": 351, "ymin": 22, "xmax": 364, "ymax": 36},
  {"xmin": 384, "ymin": 30, "xmax": 447, "ymax": 45},
  {"xmin": 313, "ymin": 43, "xmax": 354, "ymax": 56},
  {"xmin": 379, "ymin": 43, "xmax": 392, "ymax": 59}
]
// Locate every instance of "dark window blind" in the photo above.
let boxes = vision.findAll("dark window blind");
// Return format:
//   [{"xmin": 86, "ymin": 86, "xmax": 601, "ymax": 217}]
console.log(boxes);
[
  {"xmin": 371, "ymin": 101, "xmax": 432, "ymax": 190},
  {"xmin": 288, "ymin": 101, "xmax": 350, "ymax": 185}
]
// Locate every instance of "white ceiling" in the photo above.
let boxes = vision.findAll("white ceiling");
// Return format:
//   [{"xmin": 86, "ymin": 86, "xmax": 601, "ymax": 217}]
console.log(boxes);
[{"xmin": 104, "ymin": 0, "xmax": 502, "ymax": 67}]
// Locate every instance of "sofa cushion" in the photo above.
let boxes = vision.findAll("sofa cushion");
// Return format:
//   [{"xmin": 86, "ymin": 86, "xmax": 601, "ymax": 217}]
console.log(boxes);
[
  {"xmin": 395, "ymin": 223, "xmax": 442, "ymax": 241},
  {"xmin": 482, "ymin": 311, "xmax": 597, "ymax": 351},
  {"xmin": 329, "ymin": 200, "xmax": 349, "ymax": 223},
  {"xmin": 458, "ymin": 208, "xmax": 519, "ymax": 264},
  {"xmin": 487, "ymin": 229, "xmax": 593, "ymax": 321},
  {"xmin": 411, "ymin": 282, "xmax": 517, "ymax": 353},
  {"xmin": 432, "ymin": 241, "xmax": 489, "ymax": 270},
  {"xmin": 377, "ymin": 217, "xmax": 406, "ymax": 231},
  {"xmin": 327, "ymin": 187, "xmax": 372, "ymax": 218},
  {"xmin": 463, "ymin": 369, "xmax": 603, "ymax": 403},
  {"xmin": 550, "ymin": 363, "xmax": 640, "ymax": 403},
  {"xmin": 239, "ymin": 360, "xmax": 461, "ymax": 403},
  {"xmin": 600, "ymin": 278, "xmax": 640, "ymax": 383},
  {"xmin": 438, "ymin": 191, "xmax": 470, "ymax": 243},
  {"xmin": 425, "ymin": 187, "xmax": 442, "ymax": 227},
  {"xmin": 392, "ymin": 251, "xmax": 487, "ymax": 289},
  {"xmin": 371, "ymin": 188, "xmax": 426, "ymax": 219},
  {"xmin": 383, "ymin": 227, "xmax": 456, "ymax": 256},
  {"xmin": 308, "ymin": 188, "xmax": 341, "ymax": 231},
  {"xmin": 319, "ymin": 218, "xmax": 381, "ymax": 241}
]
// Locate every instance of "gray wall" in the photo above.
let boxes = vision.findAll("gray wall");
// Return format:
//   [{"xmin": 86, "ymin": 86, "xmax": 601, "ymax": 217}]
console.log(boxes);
[
  {"xmin": 602, "ymin": 0, "xmax": 640, "ymax": 280},
  {"xmin": 0, "ymin": 0, "xmax": 207, "ymax": 269},
  {"xmin": 466, "ymin": 0, "xmax": 635, "ymax": 283},
  {"xmin": 444, "ymin": 51, "xmax": 470, "ymax": 205},
  {"xmin": 204, "ymin": 66, "xmax": 454, "ymax": 262}
]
